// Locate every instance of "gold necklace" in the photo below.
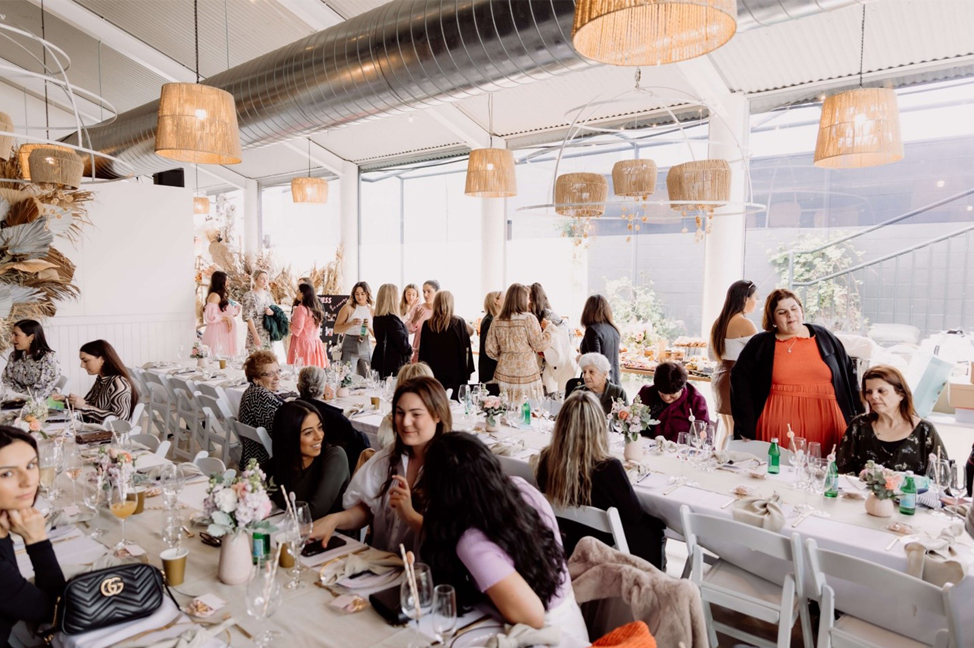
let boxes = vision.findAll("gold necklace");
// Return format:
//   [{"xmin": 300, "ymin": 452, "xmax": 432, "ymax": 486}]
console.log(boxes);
[{"xmin": 779, "ymin": 337, "xmax": 799, "ymax": 353}]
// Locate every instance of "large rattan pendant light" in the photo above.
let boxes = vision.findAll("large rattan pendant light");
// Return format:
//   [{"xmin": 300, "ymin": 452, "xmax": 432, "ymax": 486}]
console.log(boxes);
[
  {"xmin": 155, "ymin": 0, "xmax": 241, "ymax": 165},
  {"xmin": 814, "ymin": 7, "xmax": 903, "ymax": 169},
  {"xmin": 465, "ymin": 94, "xmax": 517, "ymax": 198},
  {"xmin": 572, "ymin": 0, "xmax": 737, "ymax": 66},
  {"xmin": 291, "ymin": 139, "xmax": 328, "ymax": 203}
]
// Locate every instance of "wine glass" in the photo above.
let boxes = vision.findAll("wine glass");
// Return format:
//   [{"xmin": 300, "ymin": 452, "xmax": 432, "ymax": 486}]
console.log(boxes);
[
  {"xmin": 161, "ymin": 463, "xmax": 182, "ymax": 510},
  {"xmin": 82, "ymin": 472, "xmax": 106, "ymax": 539},
  {"xmin": 38, "ymin": 442, "xmax": 61, "ymax": 498},
  {"xmin": 400, "ymin": 562, "xmax": 433, "ymax": 621},
  {"xmin": 162, "ymin": 510, "xmax": 182, "ymax": 549},
  {"xmin": 470, "ymin": 384, "xmax": 483, "ymax": 410},
  {"xmin": 790, "ymin": 436, "xmax": 808, "ymax": 489},
  {"xmin": 62, "ymin": 445, "xmax": 84, "ymax": 506},
  {"xmin": 109, "ymin": 476, "xmax": 137, "ymax": 554},
  {"xmin": 457, "ymin": 385, "xmax": 470, "ymax": 415},
  {"xmin": 285, "ymin": 501, "xmax": 313, "ymax": 590},
  {"xmin": 432, "ymin": 584, "xmax": 457, "ymax": 643},
  {"xmin": 808, "ymin": 458, "xmax": 831, "ymax": 517},
  {"xmin": 246, "ymin": 558, "xmax": 282, "ymax": 648}
]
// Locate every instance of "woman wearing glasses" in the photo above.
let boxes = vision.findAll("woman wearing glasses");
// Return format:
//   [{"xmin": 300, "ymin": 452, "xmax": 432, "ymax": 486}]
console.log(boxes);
[
  {"xmin": 708, "ymin": 280, "xmax": 759, "ymax": 444},
  {"xmin": 238, "ymin": 350, "xmax": 284, "ymax": 466}
]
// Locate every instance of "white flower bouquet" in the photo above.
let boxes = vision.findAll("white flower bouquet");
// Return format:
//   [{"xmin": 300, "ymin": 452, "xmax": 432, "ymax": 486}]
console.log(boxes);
[{"xmin": 201, "ymin": 458, "xmax": 274, "ymax": 537}]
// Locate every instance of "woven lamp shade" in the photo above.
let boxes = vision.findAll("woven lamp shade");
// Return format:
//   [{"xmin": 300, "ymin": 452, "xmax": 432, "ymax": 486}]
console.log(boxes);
[
  {"xmin": 555, "ymin": 173, "xmax": 608, "ymax": 217},
  {"xmin": 155, "ymin": 83, "xmax": 242, "ymax": 164},
  {"xmin": 612, "ymin": 159, "xmax": 658, "ymax": 197},
  {"xmin": 26, "ymin": 146, "xmax": 83, "ymax": 188},
  {"xmin": 465, "ymin": 148, "xmax": 517, "ymax": 197},
  {"xmin": 572, "ymin": 0, "xmax": 737, "ymax": 66},
  {"xmin": 814, "ymin": 88, "xmax": 903, "ymax": 169},
  {"xmin": 18, "ymin": 143, "xmax": 77, "ymax": 181},
  {"xmin": 291, "ymin": 177, "xmax": 329, "ymax": 204},
  {"xmin": 666, "ymin": 159, "xmax": 731, "ymax": 212},
  {"xmin": 0, "ymin": 111, "xmax": 13, "ymax": 161},
  {"xmin": 194, "ymin": 196, "xmax": 210, "ymax": 214}
]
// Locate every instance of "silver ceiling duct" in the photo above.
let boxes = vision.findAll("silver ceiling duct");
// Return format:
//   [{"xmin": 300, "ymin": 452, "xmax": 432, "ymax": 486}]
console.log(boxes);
[{"xmin": 73, "ymin": 0, "xmax": 871, "ymax": 178}]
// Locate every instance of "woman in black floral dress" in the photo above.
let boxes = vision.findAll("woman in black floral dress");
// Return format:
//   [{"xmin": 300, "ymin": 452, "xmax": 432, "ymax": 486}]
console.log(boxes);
[{"xmin": 836, "ymin": 365, "xmax": 946, "ymax": 474}]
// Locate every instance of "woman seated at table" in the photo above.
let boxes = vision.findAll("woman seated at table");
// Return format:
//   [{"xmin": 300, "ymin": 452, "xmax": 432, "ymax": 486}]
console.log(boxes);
[
  {"xmin": 536, "ymin": 391, "xmax": 666, "ymax": 568},
  {"xmin": 310, "ymin": 376, "xmax": 451, "ymax": 554},
  {"xmin": 0, "ymin": 426, "xmax": 66, "ymax": 648},
  {"xmin": 567, "ymin": 353, "xmax": 627, "ymax": 415},
  {"xmin": 420, "ymin": 433, "xmax": 589, "ymax": 640},
  {"xmin": 271, "ymin": 401, "xmax": 349, "ymax": 519},
  {"xmin": 297, "ymin": 366, "xmax": 370, "ymax": 474},
  {"xmin": 2, "ymin": 320, "xmax": 60, "ymax": 399},
  {"xmin": 418, "ymin": 291, "xmax": 473, "ymax": 400},
  {"xmin": 287, "ymin": 283, "xmax": 328, "ymax": 368},
  {"xmin": 836, "ymin": 365, "xmax": 946, "ymax": 475},
  {"xmin": 637, "ymin": 362, "xmax": 709, "ymax": 441},
  {"xmin": 375, "ymin": 363, "xmax": 436, "ymax": 448},
  {"xmin": 238, "ymin": 350, "xmax": 283, "ymax": 466},
  {"xmin": 60, "ymin": 340, "xmax": 139, "ymax": 425},
  {"xmin": 201, "ymin": 271, "xmax": 240, "ymax": 358}
]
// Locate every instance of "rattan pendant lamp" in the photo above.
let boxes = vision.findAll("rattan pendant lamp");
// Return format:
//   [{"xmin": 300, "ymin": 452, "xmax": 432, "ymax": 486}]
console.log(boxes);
[
  {"xmin": 572, "ymin": 0, "xmax": 738, "ymax": 66},
  {"xmin": 814, "ymin": 7, "xmax": 902, "ymax": 169},
  {"xmin": 465, "ymin": 94, "xmax": 517, "ymax": 197},
  {"xmin": 193, "ymin": 165, "xmax": 209, "ymax": 214},
  {"xmin": 155, "ymin": 0, "xmax": 241, "ymax": 165},
  {"xmin": 291, "ymin": 139, "xmax": 328, "ymax": 203}
]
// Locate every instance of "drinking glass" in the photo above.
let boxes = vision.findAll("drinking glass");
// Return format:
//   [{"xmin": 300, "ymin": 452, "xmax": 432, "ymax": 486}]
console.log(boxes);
[
  {"xmin": 285, "ymin": 501, "xmax": 313, "ymax": 590},
  {"xmin": 470, "ymin": 384, "xmax": 483, "ymax": 410},
  {"xmin": 790, "ymin": 437, "xmax": 808, "ymax": 489},
  {"xmin": 432, "ymin": 584, "xmax": 457, "ymax": 643},
  {"xmin": 400, "ymin": 563, "xmax": 433, "ymax": 621},
  {"xmin": 82, "ymin": 473, "xmax": 106, "ymax": 539},
  {"xmin": 246, "ymin": 558, "xmax": 282, "ymax": 648},
  {"xmin": 62, "ymin": 446, "xmax": 84, "ymax": 506},
  {"xmin": 162, "ymin": 510, "xmax": 182, "ymax": 549},
  {"xmin": 808, "ymin": 458, "xmax": 831, "ymax": 517},
  {"xmin": 161, "ymin": 464, "xmax": 182, "ymax": 510},
  {"xmin": 109, "ymin": 476, "xmax": 137, "ymax": 553},
  {"xmin": 38, "ymin": 442, "xmax": 61, "ymax": 497},
  {"xmin": 807, "ymin": 442, "xmax": 822, "ymax": 464},
  {"xmin": 457, "ymin": 385, "xmax": 470, "ymax": 414}
]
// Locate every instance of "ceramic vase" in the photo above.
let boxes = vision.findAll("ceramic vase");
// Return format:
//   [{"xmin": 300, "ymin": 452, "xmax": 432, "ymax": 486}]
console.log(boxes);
[
  {"xmin": 197, "ymin": 358, "xmax": 205, "ymax": 369},
  {"xmin": 218, "ymin": 530, "xmax": 253, "ymax": 585},
  {"xmin": 624, "ymin": 440, "xmax": 644, "ymax": 462},
  {"xmin": 485, "ymin": 414, "xmax": 498, "ymax": 432},
  {"xmin": 865, "ymin": 492, "xmax": 894, "ymax": 518},
  {"xmin": 337, "ymin": 386, "xmax": 350, "ymax": 398}
]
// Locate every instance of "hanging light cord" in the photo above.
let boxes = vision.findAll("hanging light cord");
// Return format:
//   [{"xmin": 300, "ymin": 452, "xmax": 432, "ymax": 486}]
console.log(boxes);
[
  {"xmin": 488, "ymin": 93, "xmax": 494, "ymax": 148},
  {"xmin": 307, "ymin": 139, "xmax": 312, "ymax": 177},
  {"xmin": 194, "ymin": 0, "xmax": 201, "ymax": 83},
  {"xmin": 41, "ymin": 0, "xmax": 50, "ymax": 140},
  {"xmin": 858, "ymin": 5, "xmax": 866, "ymax": 88}
]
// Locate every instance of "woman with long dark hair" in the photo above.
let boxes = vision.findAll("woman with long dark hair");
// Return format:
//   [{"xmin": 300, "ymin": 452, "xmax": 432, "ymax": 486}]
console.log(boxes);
[
  {"xmin": 400, "ymin": 284, "xmax": 419, "ymax": 321},
  {"xmin": 371, "ymin": 283, "xmax": 412, "ymax": 379},
  {"xmin": 709, "ymin": 280, "xmax": 758, "ymax": 442},
  {"xmin": 201, "ymin": 271, "xmax": 241, "ymax": 357},
  {"xmin": 2, "ymin": 320, "xmax": 59, "ymax": 398},
  {"xmin": 310, "ymin": 376, "xmax": 451, "ymax": 553},
  {"xmin": 0, "ymin": 426, "xmax": 66, "ymax": 646},
  {"xmin": 406, "ymin": 280, "xmax": 440, "ymax": 363},
  {"xmin": 420, "ymin": 433, "xmax": 588, "ymax": 639},
  {"xmin": 418, "ymin": 291, "xmax": 473, "ymax": 400},
  {"xmin": 478, "ymin": 291, "xmax": 502, "ymax": 384},
  {"xmin": 579, "ymin": 295, "xmax": 621, "ymax": 385},
  {"xmin": 288, "ymin": 283, "xmax": 327, "ymax": 368},
  {"xmin": 334, "ymin": 281, "xmax": 374, "ymax": 377},
  {"xmin": 270, "ymin": 401, "xmax": 349, "ymax": 520},
  {"xmin": 61, "ymin": 340, "xmax": 139, "ymax": 424}
]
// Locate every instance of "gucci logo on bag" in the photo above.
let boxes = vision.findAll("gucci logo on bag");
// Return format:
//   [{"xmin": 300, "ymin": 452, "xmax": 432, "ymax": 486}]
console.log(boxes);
[{"xmin": 100, "ymin": 577, "xmax": 125, "ymax": 597}]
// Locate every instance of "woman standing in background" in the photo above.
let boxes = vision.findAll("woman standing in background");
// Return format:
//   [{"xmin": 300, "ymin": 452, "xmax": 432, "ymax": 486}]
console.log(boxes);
[
  {"xmin": 406, "ymin": 280, "xmax": 439, "ymax": 363},
  {"xmin": 399, "ymin": 284, "xmax": 419, "ymax": 321},
  {"xmin": 242, "ymin": 270, "xmax": 274, "ymax": 353},
  {"xmin": 579, "ymin": 295, "xmax": 621, "ymax": 385},
  {"xmin": 419, "ymin": 291, "xmax": 473, "ymax": 399},
  {"xmin": 709, "ymin": 280, "xmax": 758, "ymax": 444},
  {"xmin": 288, "ymin": 283, "xmax": 327, "ymax": 368},
  {"xmin": 478, "ymin": 291, "xmax": 502, "ymax": 384},
  {"xmin": 201, "ymin": 271, "xmax": 240, "ymax": 358},
  {"xmin": 372, "ymin": 284, "xmax": 412, "ymax": 379},
  {"xmin": 334, "ymin": 282, "xmax": 374, "ymax": 377}
]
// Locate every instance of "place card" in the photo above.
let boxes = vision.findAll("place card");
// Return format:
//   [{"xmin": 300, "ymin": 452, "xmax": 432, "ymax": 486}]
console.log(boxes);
[
  {"xmin": 62, "ymin": 505, "xmax": 80, "ymax": 517},
  {"xmin": 185, "ymin": 594, "xmax": 226, "ymax": 618},
  {"xmin": 122, "ymin": 544, "xmax": 146, "ymax": 557}
]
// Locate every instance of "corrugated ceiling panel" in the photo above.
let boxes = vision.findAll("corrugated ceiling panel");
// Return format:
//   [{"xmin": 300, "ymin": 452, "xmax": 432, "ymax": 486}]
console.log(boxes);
[
  {"xmin": 230, "ymin": 142, "xmax": 318, "ymax": 179},
  {"xmin": 313, "ymin": 111, "xmax": 463, "ymax": 163},
  {"xmin": 325, "ymin": 0, "xmax": 389, "ymax": 19}
]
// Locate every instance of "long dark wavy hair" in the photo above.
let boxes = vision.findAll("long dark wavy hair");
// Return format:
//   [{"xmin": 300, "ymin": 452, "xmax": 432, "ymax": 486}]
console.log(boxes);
[
  {"xmin": 11, "ymin": 319, "xmax": 54, "ymax": 362},
  {"xmin": 420, "ymin": 433, "xmax": 566, "ymax": 609},
  {"xmin": 529, "ymin": 283, "xmax": 552, "ymax": 323},
  {"xmin": 580, "ymin": 294, "xmax": 619, "ymax": 333},
  {"xmin": 297, "ymin": 284, "xmax": 324, "ymax": 326},
  {"xmin": 207, "ymin": 271, "xmax": 230, "ymax": 311},
  {"xmin": 79, "ymin": 340, "xmax": 140, "ymax": 416},
  {"xmin": 271, "ymin": 400, "xmax": 324, "ymax": 494},
  {"xmin": 709, "ymin": 280, "xmax": 756, "ymax": 358}
]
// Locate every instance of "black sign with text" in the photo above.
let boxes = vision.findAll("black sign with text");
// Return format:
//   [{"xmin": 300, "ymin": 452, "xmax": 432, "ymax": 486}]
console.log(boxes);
[{"xmin": 318, "ymin": 294, "xmax": 348, "ymax": 351}]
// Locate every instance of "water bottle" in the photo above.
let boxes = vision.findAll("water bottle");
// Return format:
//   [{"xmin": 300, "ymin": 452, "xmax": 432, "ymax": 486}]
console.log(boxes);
[
  {"xmin": 252, "ymin": 530, "xmax": 271, "ymax": 563},
  {"xmin": 824, "ymin": 455, "xmax": 839, "ymax": 498},
  {"xmin": 521, "ymin": 399, "xmax": 531, "ymax": 428},
  {"xmin": 899, "ymin": 471, "xmax": 917, "ymax": 516},
  {"xmin": 360, "ymin": 319, "xmax": 367, "ymax": 337},
  {"xmin": 768, "ymin": 437, "xmax": 780, "ymax": 474}
]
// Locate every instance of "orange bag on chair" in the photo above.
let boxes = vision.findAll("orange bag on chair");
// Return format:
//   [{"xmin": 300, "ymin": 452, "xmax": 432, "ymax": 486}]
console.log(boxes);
[{"xmin": 592, "ymin": 621, "xmax": 657, "ymax": 648}]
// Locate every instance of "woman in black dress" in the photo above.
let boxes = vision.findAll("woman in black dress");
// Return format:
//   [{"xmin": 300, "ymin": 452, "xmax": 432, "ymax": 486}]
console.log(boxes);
[
  {"xmin": 478, "ymin": 291, "xmax": 502, "ymax": 384},
  {"xmin": 418, "ymin": 291, "xmax": 473, "ymax": 400},
  {"xmin": 371, "ymin": 283, "xmax": 411, "ymax": 379},
  {"xmin": 579, "ymin": 295, "xmax": 622, "ymax": 385}
]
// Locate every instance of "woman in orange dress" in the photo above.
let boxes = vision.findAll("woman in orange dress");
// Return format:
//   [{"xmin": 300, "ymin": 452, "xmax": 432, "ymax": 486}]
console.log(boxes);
[{"xmin": 730, "ymin": 289, "xmax": 862, "ymax": 449}]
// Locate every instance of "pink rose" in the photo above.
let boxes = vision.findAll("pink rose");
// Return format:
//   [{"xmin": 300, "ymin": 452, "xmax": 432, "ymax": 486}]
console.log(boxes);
[
  {"xmin": 618, "ymin": 410, "xmax": 630, "ymax": 421},
  {"xmin": 28, "ymin": 420, "xmax": 41, "ymax": 431}
]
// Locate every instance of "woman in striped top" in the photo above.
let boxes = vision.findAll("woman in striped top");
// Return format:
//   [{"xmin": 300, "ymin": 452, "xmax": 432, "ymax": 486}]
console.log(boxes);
[{"xmin": 63, "ymin": 340, "xmax": 139, "ymax": 424}]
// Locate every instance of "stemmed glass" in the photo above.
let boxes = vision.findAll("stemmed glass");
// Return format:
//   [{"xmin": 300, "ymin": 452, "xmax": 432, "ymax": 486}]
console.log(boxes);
[
  {"xmin": 285, "ymin": 501, "xmax": 313, "ymax": 590},
  {"xmin": 82, "ymin": 472, "xmax": 106, "ymax": 539},
  {"xmin": 432, "ymin": 584, "xmax": 457, "ymax": 643},
  {"xmin": 470, "ymin": 384, "xmax": 483, "ymax": 411},
  {"xmin": 109, "ymin": 475, "xmax": 137, "ymax": 554},
  {"xmin": 457, "ymin": 385, "xmax": 470, "ymax": 415},
  {"xmin": 807, "ymin": 458, "xmax": 832, "ymax": 518},
  {"xmin": 400, "ymin": 562, "xmax": 433, "ymax": 621},
  {"xmin": 62, "ymin": 445, "xmax": 84, "ymax": 506},
  {"xmin": 789, "ymin": 436, "xmax": 808, "ymax": 490},
  {"xmin": 926, "ymin": 459, "xmax": 950, "ymax": 517},
  {"xmin": 246, "ymin": 557, "xmax": 282, "ymax": 648},
  {"xmin": 161, "ymin": 463, "xmax": 183, "ymax": 510}
]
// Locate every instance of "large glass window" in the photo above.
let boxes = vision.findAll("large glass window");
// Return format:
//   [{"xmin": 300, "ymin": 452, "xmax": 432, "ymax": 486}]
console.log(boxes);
[{"xmin": 260, "ymin": 181, "xmax": 341, "ymax": 274}]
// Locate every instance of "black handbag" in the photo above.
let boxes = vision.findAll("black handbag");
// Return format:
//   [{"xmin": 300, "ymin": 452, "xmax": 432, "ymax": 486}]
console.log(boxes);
[{"xmin": 45, "ymin": 563, "xmax": 177, "ymax": 640}]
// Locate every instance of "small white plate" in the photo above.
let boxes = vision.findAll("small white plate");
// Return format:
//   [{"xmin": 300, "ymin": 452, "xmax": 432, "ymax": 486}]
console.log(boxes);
[{"xmin": 450, "ymin": 621, "xmax": 505, "ymax": 648}]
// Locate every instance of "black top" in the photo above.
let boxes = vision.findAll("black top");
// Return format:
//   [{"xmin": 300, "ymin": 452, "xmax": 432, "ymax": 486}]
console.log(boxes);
[
  {"xmin": 418, "ymin": 317, "xmax": 473, "ymax": 400},
  {"xmin": 272, "ymin": 445, "xmax": 350, "ymax": 520},
  {"xmin": 0, "ymin": 535, "xmax": 66, "ymax": 646},
  {"xmin": 478, "ymin": 314, "xmax": 498, "ymax": 384},
  {"xmin": 580, "ymin": 323, "xmax": 621, "ymax": 385},
  {"xmin": 536, "ymin": 457, "xmax": 665, "ymax": 569},
  {"xmin": 836, "ymin": 414, "xmax": 945, "ymax": 475},
  {"xmin": 730, "ymin": 324, "xmax": 863, "ymax": 440},
  {"xmin": 371, "ymin": 314, "xmax": 411, "ymax": 379},
  {"xmin": 567, "ymin": 380, "xmax": 628, "ymax": 415},
  {"xmin": 238, "ymin": 383, "xmax": 283, "ymax": 466},
  {"xmin": 306, "ymin": 398, "xmax": 372, "ymax": 475}
]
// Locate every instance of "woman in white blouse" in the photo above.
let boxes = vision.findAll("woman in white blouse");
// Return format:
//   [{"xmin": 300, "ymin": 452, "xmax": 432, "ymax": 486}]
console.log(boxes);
[
  {"xmin": 309, "ymin": 376, "xmax": 451, "ymax": 554},
  {"xmin": 708, "ymin": 280, "xmax": 758, "ymax": 445},
  {"xmin": 2, "ymin": 320, "xmax": 59, "ymax": 398},
  {"xmin": 334, "ymin": 282, "xmax": 375, "ymax": 377}
]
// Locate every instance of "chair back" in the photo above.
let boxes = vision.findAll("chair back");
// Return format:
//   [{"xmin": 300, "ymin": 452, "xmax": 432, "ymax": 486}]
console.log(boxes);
[
  {"xmin": 55, "ymin": 375, "xmax": 69, "ymax": 392},
  {"xmin": 130, "ymin": 402, "xmax": 145, "ymax": 426},
  {"xmin": 107, "ymin": 419, "xmax": 134, "ymax": 434},
  {"xmin": 228, "ymin": 417, "xmax": 273, "ymax": 459},
  {"xmin": 195, "ymin": 382, "xmax": 229, "ymax": 403},
  {"xmin": 129, "ymin": 433, "xmax": 160, "ymax": 453},
  {"xmin": 549, "ymin": 503, "xmax": 630, "ymax": 554},
  {"xmin": 193, "ymin": 450, "xmax": 227, "ymax": 478}
]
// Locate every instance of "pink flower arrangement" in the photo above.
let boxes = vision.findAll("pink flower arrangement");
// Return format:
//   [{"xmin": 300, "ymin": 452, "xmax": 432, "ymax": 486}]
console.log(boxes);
[
  {"xmin": 202, "ymin": 458, "xmax": 274, "ymax": 536},
  {"xmin": 609, "ymin": 396, "xmax": 659, "ymax": 444},
  {"xmin": 480, "ymin": 395, "xmax": 505, "ymax": 419},
  {"xmin": 96, "ymin": 446, "xmax": 135, "ymax": 489},
  {"xmin": 859, "ymin": 460, "xmax": 902, "ymax": 500}
]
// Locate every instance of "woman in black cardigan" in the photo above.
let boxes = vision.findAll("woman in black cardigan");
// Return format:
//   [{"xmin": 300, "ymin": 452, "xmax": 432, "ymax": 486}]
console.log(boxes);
[
  {"xmin": 419, "ymin": 291, "xmax": 473, "ymax": 400},
  {"xmin": 579, "ymin": 295, "xmax": 622, "ymax": 385},
  {"xmin": 731, "ymin": 289, "xmax": 862, "ymax": 447},
  {"xmin": 478, "ymin": 291, "xmax": 502, "ymax": 384},
  {"xmin": 371, "ymin": 283, "xmax": 412, "ymax": 379},
  {"xmin": 0, "ymin": 426, "xmax": 66, "ymax": 646}
]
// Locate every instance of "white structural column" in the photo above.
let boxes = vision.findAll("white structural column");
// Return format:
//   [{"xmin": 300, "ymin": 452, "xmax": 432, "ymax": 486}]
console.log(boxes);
[
  {"xmin": 243, "ymin": 179, "xmax": 260, "ymax": 261},
  {"xmin": 340, "ymin": 160, "xmax": 360, "ymax": 291},
  {"xmin": 481, "ymin": 197, "xmax": 506, "ymax": 297},
  {"xmin": 701, "ymin": 92, "xmax": 750, "ymax": 336}
]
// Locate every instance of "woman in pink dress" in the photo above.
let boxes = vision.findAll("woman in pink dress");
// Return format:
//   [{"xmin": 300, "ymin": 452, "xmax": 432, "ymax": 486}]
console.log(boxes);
[
  {"xmin": 288, "ymin": 283, "xmax": 328, "ymax": 368},
  {"xmin": 201, "ymin": 271, "xmax": 240, "ymax": 357}
]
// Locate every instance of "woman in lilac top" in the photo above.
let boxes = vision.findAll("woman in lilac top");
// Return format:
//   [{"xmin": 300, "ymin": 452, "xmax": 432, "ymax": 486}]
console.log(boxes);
[{"xmin": 420, "ymin": 433, "xmax": 588, "ymax": 642}]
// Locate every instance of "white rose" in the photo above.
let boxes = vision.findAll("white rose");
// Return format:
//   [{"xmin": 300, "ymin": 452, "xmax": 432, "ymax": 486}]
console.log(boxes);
[{"xmin": 215, "ymin": 488, "xmax": 238, "ymax": 514}]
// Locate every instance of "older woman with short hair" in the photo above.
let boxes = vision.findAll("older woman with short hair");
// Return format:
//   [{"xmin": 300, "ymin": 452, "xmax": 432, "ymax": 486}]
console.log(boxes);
[
  {"xmin": 238, "ymin": 350, "xmax": 283, "ymax": 466},
  {"xmin": 297, "ymin": 367, "xmax": 370, "ymax": 474},
  {"xmin": 568, "ymin": 353, "xmax": 627, "ymax": 415}
]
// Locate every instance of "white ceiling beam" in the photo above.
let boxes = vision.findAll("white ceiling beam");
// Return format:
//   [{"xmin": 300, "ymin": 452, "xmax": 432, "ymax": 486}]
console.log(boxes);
[
  {"xmin": 282, "ymin": 139, "xmax": 349, "ymax": 177},
  {"xmin": 179, "ymin": 163, "xmax": 247, "ymax": 191},
  {"xmin": 0, "ymin": 60, "xmax": 104, "ymax": 124},
  {"xmin": 426, "ymin": 104, "xmax": 495, "ymax": 150},
  {"xmin": 25, "ymin": 0, "xmax": 195, "ymax": 83},
  {"xmin": 676, "ymin": 55, "xmax": 737, "ymax": 121},
  {"xmin": 274, "ymin": 0, "xmax": 345, "ymax": 32}
]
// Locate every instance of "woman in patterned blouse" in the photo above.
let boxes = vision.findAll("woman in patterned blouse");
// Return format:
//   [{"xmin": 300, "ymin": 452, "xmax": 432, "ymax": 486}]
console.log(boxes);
[
  {"xmin": 836, "ymin": 365, "xmax": 946, "ymax": 475},
  {"xmin": 238, "ymin": 350, "xmax": 283, "ymax": 466},
  {"xmin": 2, "ymin": 320, "xmax": 59, "ymax": 398},
  {"xmin": 242, "ymin": 270, "xmax": 275, "ymax": 353},
  {"xmin": 62, "ymin": 340, "xmax": 139, "ymax": 424}
]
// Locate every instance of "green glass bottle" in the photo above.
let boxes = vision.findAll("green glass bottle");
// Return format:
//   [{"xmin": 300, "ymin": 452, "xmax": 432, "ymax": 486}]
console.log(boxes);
[
  {"xmin": 900, "ymin": 471, "xmax": 917, "ymax": 516},
  {"xmin": 768, "ymin": 437, "xmax": 780, "ymax": 474},
  {"xmin": 824, "ymin": 456, "xmax": 839, "ymax": 498},
  {"xmin": 521, "ymin": 399, "xmax": 531, "ymax": 427}
]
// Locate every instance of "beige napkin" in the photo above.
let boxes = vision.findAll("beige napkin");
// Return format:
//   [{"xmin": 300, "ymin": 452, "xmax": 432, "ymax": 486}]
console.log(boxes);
[
  {"xmin": 484, "ymin": 624, "xmax": 561, "ymax": 648},
  {"xmin": 732, "ymin": 493, "xmax": 786, "ymax": 532},
  {"xmin": 715, "ymin": 450, "xmax": 762, "ymax": 465},
  {"xmin": 137, "ymin": 618, "xmax": 233, "ymax": 648},
  {"xmin": 318, "ymin": 548, "xmax": 403, "ymax": 586},
  {"xmin": 654, "ymin": 436, "xmax": 677, "ymax": 452},
  {"xmin": 904, "ymin": 522, "xmax": 973, "ymax": 586},
  {"xmin": 491, "ymin": 440, "xmax": 526, "ymax": 457}
]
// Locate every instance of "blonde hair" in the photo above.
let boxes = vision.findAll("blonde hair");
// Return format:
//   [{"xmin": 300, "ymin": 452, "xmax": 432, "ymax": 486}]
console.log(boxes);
[
  {"xmin": 375, "ymin": 283, "xmax": 401, "ymax": 317},
  {"xmin": 428, "ymin": 291, "xmax": 455, "ymax": 333},
  {"xmin": 400, "ymin": 283, "xmax": 419, "ymax": 316},
  {"xmin": 537, "ymin": 390, "xmax": 610, "ymax": 507},
  {"xmin": 483, "ymin": 291, "xmax": 502, "ymax": 318},
  {"xmin": 396, "ymin": 361, "xmax": 434, "ymax": 388}
]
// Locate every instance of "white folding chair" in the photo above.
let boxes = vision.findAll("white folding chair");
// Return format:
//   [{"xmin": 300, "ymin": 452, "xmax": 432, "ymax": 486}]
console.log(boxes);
[
  {"xmin": 196, "ymin": 392, "xmax": 235, "ymax": 465},
  {"xmin": 680, "ymin": 505, "xmax": 811, "ymax": 648},
  {"xmin": 142, "ymin": 372, "xmax": 176, "ymax": 439},
  {"xmin": 549, "ymin": 504, "xmax": 630, "ymax": 554},
  {"xmin": 129, "ymin": 433, "xmax": 160, "ymax": 453},
  {"xmin": 107, "ymin": 419, "xmax": 134, "ymax": 434},
  {"xmin": 193, "ymin": 450, "xmax": 227, "ymax": 477},
  {"xmin": 194, "ymin": 382, "xmax": 230, "ymax": 404},
  {"xmin": 55, "ymin": 375, "xmax": 69, "ymax": 392},
  {"xmin": 228, "ymin": 417, "xmax": 273, "ymax": 460},
  {"xmin": 805, "ymin": 538, "xmax": 962, "ymax": 648},
  {"xmin": 130, "ymin": 402, "xmax": 146, "ymax": 427},
  {"xmin": 167, "ymin": 376, "xmax": 204, "ymax": 462}
]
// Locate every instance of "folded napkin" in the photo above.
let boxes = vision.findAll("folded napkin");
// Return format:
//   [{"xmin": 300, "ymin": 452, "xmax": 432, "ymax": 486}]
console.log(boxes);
[
  {"xmin": 484, "ymin": 624, "xmax": 561, "ymax": 648},
  {"xmin": 904, "ymin": 522, "xmax": 973, "ymax": 586},
  {"xmin": 319, "ymin": 549, "xmax": 403, "ymax": 586},
  {"xmin": 714, "ymin": 450, "xmax": 762, "ymax": 465},
  {"xmin": 654, "ymin": 436, "xmax": 677, "ymax": 453},
  {"xmin": 137, "ymin": 618, "xmax": 234, "ymax": 648},
  {"xmin": 732, "ymin": 493, "xmax": 786, "ymax": 532},
  {"xmin": 491, "ymin": 440, "xmax": 526, "ymax": 457}
]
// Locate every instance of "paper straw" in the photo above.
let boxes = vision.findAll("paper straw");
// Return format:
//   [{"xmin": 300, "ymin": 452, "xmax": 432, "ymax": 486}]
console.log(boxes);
[{"xmin": 399, "ymin": 544, "xmax": 421, "ymax": 619}]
